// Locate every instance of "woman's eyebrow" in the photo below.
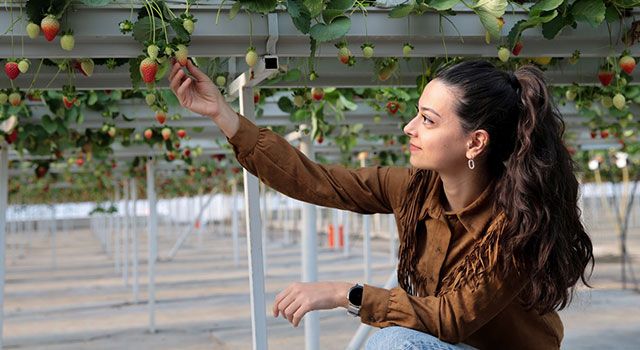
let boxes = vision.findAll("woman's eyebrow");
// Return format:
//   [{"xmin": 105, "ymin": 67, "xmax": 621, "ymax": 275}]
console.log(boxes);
[{"xmin": 419, "ymin": 106, "xmax": 442, "ymax": 119}]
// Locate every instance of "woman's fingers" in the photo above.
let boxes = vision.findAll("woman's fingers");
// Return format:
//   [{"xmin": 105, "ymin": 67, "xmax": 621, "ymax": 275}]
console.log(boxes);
[
  {"xmin": 168, "ymin": 62, "xmax": 182, "ymax": 82},
  {"xmin": 292, "ymin": 305, "xmax": 310, "ymax": 327},
  {"xmin": 169, "ymin": 67, "xmax": 186, "ymax": 95},
  {"xmin": 176, "ymin": 77, "xmax": 193, "ymax": 103},
  {"xmin": 284, "ymin": 301, "xmax": 302, "ymax": 324},
  {"xmin": 186, "ymin": 59, "xmax": 208, "ymax": 81}
]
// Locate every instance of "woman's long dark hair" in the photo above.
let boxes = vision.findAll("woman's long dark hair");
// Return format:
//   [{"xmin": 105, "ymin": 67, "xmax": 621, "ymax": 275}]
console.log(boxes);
[{"xmin": 398, "ymin": 60, "xmax": 594, "ymax": 314}]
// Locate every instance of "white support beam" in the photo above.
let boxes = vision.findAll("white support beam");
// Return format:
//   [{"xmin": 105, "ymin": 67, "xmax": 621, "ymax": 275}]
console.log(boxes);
[
  {"xmin": 239, "ymin": 85, "xmax": 268, "ymax": 350},
  {"xmin": 299, "ymin": 134, "xmax": 319, "ymax": 350},
  {"xmin": 145, "ymin": 157, "xmax": 158, "ymax": 333},
  {"xmin": 0, "ymin": 142, "xmax": 9, "ymax": 350}
]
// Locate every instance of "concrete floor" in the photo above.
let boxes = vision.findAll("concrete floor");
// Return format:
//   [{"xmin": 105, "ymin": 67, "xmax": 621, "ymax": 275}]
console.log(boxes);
[{"xmin": 3, "ymin": 222, "xmax": 640, "ymax": 349}]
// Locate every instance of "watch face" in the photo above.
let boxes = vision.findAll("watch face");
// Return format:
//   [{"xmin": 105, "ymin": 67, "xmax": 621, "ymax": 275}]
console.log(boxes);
[{"xmin": 349, "ymin": 285, "xmax": 363, "ymax": 306}]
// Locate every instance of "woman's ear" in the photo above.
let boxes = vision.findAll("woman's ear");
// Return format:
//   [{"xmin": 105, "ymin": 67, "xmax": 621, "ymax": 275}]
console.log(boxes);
[{"xmin": 466, "ymin": 129, "xmax": 490, "ymax": 159}]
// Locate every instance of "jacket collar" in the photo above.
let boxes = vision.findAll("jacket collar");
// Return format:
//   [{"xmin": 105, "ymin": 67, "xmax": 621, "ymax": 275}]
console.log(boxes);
[{"xmin": 420, "ymin": 172, "xmax": 497, "ymax": 237}]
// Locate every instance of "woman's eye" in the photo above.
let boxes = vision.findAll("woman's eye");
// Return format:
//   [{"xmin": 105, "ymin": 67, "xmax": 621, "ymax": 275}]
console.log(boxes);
[{"xmin": 421, "ymin": 115, "xmax": 433, "ymax": 125}]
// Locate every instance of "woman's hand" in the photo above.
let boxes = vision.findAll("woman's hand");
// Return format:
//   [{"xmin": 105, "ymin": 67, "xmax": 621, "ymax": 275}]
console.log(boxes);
[
  {"xmin": 168, "ymin": 59, "xmax": 225, "ymax": 119},
  {"xmin": 273, "ymin": 281, "xmax": 353, "ymax": 327}
]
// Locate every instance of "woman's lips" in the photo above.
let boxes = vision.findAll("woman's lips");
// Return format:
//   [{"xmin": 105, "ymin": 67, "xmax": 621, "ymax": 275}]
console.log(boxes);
[{"xmin": 409, "ymin": 144, "xmax": 421, "ymax": 152}]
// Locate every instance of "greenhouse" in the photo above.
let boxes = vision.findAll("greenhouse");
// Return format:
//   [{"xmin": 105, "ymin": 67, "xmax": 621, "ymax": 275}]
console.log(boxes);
[{"xmin": 1, "ymin": 0, "xmax": 639, "ymax": 349}]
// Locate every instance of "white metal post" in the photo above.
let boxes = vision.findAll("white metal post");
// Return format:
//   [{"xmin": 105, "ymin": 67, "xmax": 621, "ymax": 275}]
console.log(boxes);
[
  {"xmin": 0, "ymin": 143, "xmax": 9, "ymax": 350},
  {"xmin": 131, "ymin": 178, "xmax": 139, "ymax": 303},
  {"xmin": 260, "ymin": 182, "xmax": 268, "ymax": 277},
  {"xmin": 123, "ymin": 178, "xmax": 130, "ymax": 287},
  {"xmin": 51, "ymin": 205, "xmax": 56, "ymax": 269},
  {"xmin": 232, "ymin": 179, "xmax": 240, "ymax": 267},
  {"xmin": 299, "ymin": 135, "xmax": 319, "ymax": 350},
  {"xmin": 146, "ymin": 158, "xmax": 158, "ymax": 333},
  {"xmin": 114, "ymin": 180, "xmax": 121, "ymax": 273},
  {"xmin": 239, "ymin": 85, "xmax": 268, "ymax": 350},
  {"xmin": 360, "ymin": 155, "xmax": 372, "ymax": 284}
]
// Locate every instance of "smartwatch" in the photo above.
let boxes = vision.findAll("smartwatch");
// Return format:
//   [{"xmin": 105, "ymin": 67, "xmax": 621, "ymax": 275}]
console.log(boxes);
[{"xmin": 347, "ymin": 283, "xmax": 363, "ymax": 317}]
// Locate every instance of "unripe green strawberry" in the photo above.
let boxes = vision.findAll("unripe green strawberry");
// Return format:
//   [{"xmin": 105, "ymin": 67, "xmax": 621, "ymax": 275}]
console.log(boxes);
[
  {"xmin": 108, "ymin": 126, "xmax": 117, "ymax": 138},
  {"xmin": 18, "ymin": 60, "xmax": 29, "ymax": 73},
  {"xmin": 619, "ymin": 55, "xmax": 636, "ymax": 75},
  {"xmin": 40, "ymin": 15, "xmax": 59, "ymax": 41},
  {"xmin": 245, "ymin": 47, "xmax": 258, "ymax": 67},
  {"xmin": 498, "ymin": 47, "xmax": 510, "ymax": 62},
  {"xmin": 183, "ymin": 19, "xmax": 194, "ymax": 34},
  {"xmin": 601, "ymin": 96, "xmax": 613, "ymax": 108},
  {"xmin": 145, "ymin": 94, "xmax": 156, "ymax": 106},
  {"xmin": 613, "ymin": 93, "xmax": 626, "ymax": 110},
  {"xmin": 161, "ymin": 127, "xmax": 171, "ymax": 140},
  {"xmin": 215, "ymin": 75, "xmax": 226, "ymax": 86},
  {"xmin": 402, "ymin": 43, "xmax": 413, "ymax": 57},
  {"xmin": 361, "ymin": 43, "xmax": 373, "ymax": 58},
  {"xmin": 0, "ymin": 92, "xmax": 7, "ymax": 104},
  {"xmin": 147, "ymin": 44, "xmax": 159, "ymax": 60},
  {"xmin": 8, "ymin": 92, "xmax": 21, "ymax": 106},
  {"xmin": 175, "ymin": 44, "xmax": 188, "ymax": 66},
  {"xmin": 26, "ymin": 22, "xmax": 40, "ymax": 39},
  {"xmin": 60, "ymin": 33, "xmax": 75, "ymax": 51},
  {"xmin": 565, "ymin": 89, "xmax": 576, "ymax": 101},
  {"xmin": 293, "ymin": 95, "xmax": 305, "ymax": 107}
]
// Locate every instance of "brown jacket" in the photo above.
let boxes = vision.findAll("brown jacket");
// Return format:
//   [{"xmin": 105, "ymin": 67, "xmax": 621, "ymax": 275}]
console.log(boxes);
[{"xmin": 227, "ymin": 112, "xmax": 564, "ymax": 349}]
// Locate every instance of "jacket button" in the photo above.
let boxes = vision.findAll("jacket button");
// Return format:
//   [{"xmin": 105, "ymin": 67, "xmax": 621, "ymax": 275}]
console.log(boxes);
[{"xmin": 368, "ymin": 316, "xmax": 376, "ymax": 322}]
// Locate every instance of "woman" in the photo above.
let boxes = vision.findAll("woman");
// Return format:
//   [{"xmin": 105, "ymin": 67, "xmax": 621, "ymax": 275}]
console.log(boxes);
[{"xmin": 168, "ymin": 58, "xmax": 594, "ymax": 349}]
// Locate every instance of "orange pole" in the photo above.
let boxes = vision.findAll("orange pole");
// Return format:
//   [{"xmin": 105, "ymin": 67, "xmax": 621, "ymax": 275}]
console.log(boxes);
[
  {"xmin": 338, "ymin": 224, "xmax": 344, "ymax": 248},
  {"xmin": 328, "ymin": 224, "xmax": 334, "ymax": 248}
]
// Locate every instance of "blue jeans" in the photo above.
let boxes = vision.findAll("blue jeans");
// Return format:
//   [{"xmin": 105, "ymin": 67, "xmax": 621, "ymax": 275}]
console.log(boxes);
[{"xmin": 365, "ymin": 326, "xmax": 478, "ymax": 350}]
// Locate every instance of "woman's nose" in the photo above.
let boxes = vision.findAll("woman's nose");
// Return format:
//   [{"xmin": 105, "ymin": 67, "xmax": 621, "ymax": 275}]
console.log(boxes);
[{"xmin": 403, "ymin": 117, "xmax": 417, "ymax": 137}]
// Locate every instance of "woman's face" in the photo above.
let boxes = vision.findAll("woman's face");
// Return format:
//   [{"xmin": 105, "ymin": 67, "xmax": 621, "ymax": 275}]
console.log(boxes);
[{"xmin": 403, "ymin": 79, "xmax": 470, "ymax": 172}]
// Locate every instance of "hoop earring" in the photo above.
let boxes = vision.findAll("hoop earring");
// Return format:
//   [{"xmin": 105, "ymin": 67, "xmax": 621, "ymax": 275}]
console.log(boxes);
[{"xmin": 468, "ymin": 158, "xmax": 475, "ymax": 170}]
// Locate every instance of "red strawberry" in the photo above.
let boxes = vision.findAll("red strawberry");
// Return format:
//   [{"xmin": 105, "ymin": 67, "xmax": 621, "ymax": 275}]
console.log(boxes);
[
  {"xmin": 183, "ymin": 148, "xmax": 191, "ymax": 158},
  {"xmin": 386, "ymin": 101, "xmax": 399, "ymax": 115},
  {"xmin": 311, "ymin": 87, "xmax": 324, "ymax": 101},
  {"xmin": 512, "ymin": 41, "xmax": 523, "ymax": 56},
  {"xmin": 316, "ymin": 135, "xmax": 323, "ymax": 144},
  {"xmin": 177, "ymin": 129, "xmax": 187, "ymax": 138},
  {"xmin": 155, "ymin": 111, "xmax": 166, "ymax": 125},
  {"xmin": 253, "ymin": 91, "xmax": 260, "ymax": 104},
  {"xmin": 619, "ymin": 55, "xmax": 636, "ymax": 75},
  {"xmin": 144, "ymin": 129, "xmax": 153, "ymax": 140},
  {"xmin": 40, "ymin": 15, "xmax": 60, "ymax": 42},
  {"xmin": 63, "ymin": 96, "xmax": 77, "ymax": 109},
  {"xmin": 213, "ymin": 154, "xmax": 225, "ymax": 161},
  {"xmin": 590, "ymin": 130, "xmax": 597, "ymax": 139},
  {"xmin": 600, "ymin": 130, "xmax": 609, "ymax": 139},
  {"xmin": 76, "ymin": 157, "xmax": 84, "ymax": 166},
  {"xmin": 36, "ymin": 165, "xmax": 48, "ymax": 178},
  {"xmin": 598, "ymin": 70, "xmax": 614, "ymax": 86},
  {"xmin": 5, "ymin": 129, "xmax": 18, "ymax": 144},
  {"xmin": 139, "ymin": 58, "xmax": 158, "ymax": 83},
  {"xmin": 338, "ymin": 47, "xmax": 350, "ymax": 64},
  {"xmin": 166, "ymin": 151, "xmax": 176, "ymax": 161},
  {"xmin": 5, "ymin": 62, "xmax": 19, "ymax": 80}
]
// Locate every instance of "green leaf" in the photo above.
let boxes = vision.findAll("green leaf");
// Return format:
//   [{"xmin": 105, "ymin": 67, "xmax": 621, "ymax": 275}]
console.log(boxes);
[
  {"xmin": 80, "ymin": 0, "xmax": 112, "ymax": 6},
  {"xmin": 310, "ymin": 16, "xmax": 351, "ymax": 42},
  {"xmin": 304, "ymin": 0, "xmax": 324, "ymax": 17},
  {"xmin": 292, "ymin": 12, "xmax": 311, "ymax": 34},
  {"xmin": 132, "ymin": 17, "xmax": 165, "ymax": 44},
  {"xmin": 476, "ymin": 9, "xmax": 502, "ymax": 39},
  {"xmin": 287, "ymin": 0, "xmax": 303, "ymax": 17},
  {"xmin": 283, "ymin": 68, "xmax": 302, "ymax": 82},
  {"xmin": 87, "ymin": 92, "xmax": 98, "ymax": 106},
  {"xmin": 389, "ymin": 2, "xmax": 416, "ymax": 18},
  {"xmin": 160, "ymin": 90, "xmax": 180, "ymax": 107},
  {"xmin": 291, "ymin": 109, "xmax": 310, "ymax": 122},
  {"xmin": 169, "ymin": 18, "xmax": 190, "ymax": 42},
  {"xmin": 605, "ymin": 5, "xmax": 619, "ymax": 23},
  {"xmin": 541, "ymin": 12, "xmax": 574, "ymax": 39},
  {"xmin": 338, "ymin": 95, "xmax": 357, "ymax": 111},
  {"xmin": 572, "ymin": 0, "xmax": 606, "ymax": 28},
  {"xmin": 327, "ymin": 0, "xmax": 356, "ymax": 11},
  {"xmin": 323, "ymin": 9, "xmax": 345, "ymax": 24},
  {"xmin": 26, "ymin": 0, "xmax": 67, "ymax": 23},
  {"xmin": 428, "ymin": 0, "xmax": 460, "ymax": 11},
  {"xmin": 278, "ymin": 96, "xmax": 295, "ymax": 113},
  {"xmin": 42, "ymin": 115, "xmax": 58, "ymax": 135},
  {"xmin": 529, "ymin": 0, "xmax": 564, "ymax": 17},
  {"xmin": 230, "ymin": 1, "xmax": 242, "ymax": 19},
  {"xmin": 239, "ymin": 0, "xmax": 278, "ymax": 14},
  {"xmin": 129, "ymin": 58, "xmax": 142, "ymax": 90},
  {"xmin": 471, "ymin": 0, "xmax": 507, "ymax": 18}
]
